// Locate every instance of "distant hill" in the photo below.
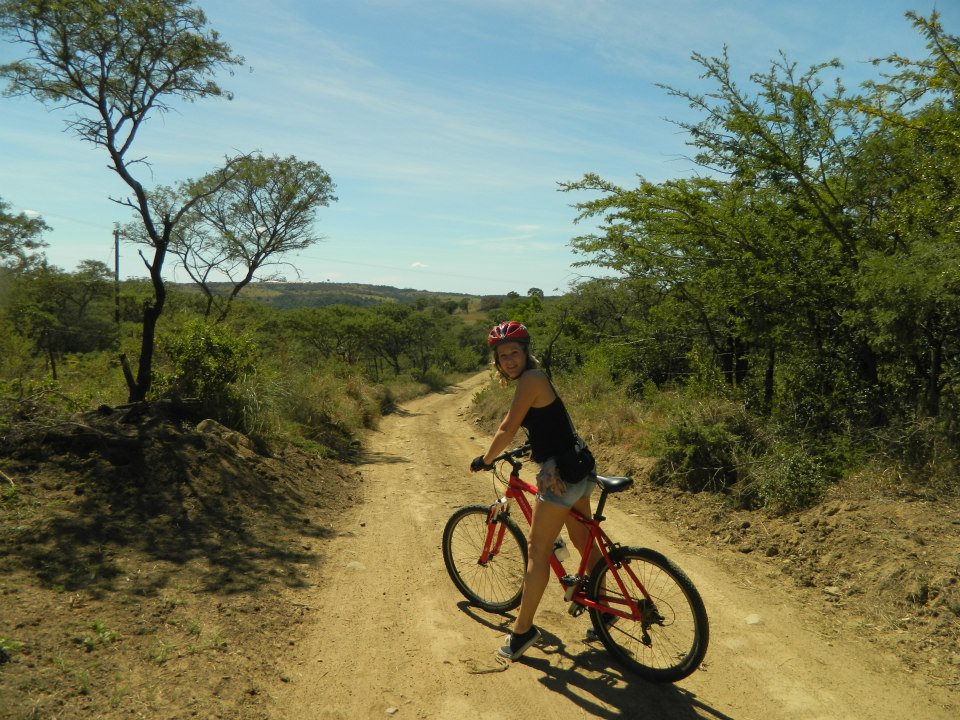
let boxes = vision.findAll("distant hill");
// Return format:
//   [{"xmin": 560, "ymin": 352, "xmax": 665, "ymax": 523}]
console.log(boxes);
[{"xmin": 169, "ymin": 281, "xmax": 495, "ymax": 310}]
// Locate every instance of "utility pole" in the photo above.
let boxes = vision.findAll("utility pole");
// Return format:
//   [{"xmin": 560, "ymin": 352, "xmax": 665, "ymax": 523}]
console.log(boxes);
[{"xmin": 113, "ymin": 224, "xmax": 120, "ymax": 327}]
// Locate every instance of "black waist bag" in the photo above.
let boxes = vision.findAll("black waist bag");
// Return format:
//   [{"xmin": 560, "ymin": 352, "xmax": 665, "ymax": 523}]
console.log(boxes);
[{"xmin": 555, "ymin": 442, "xmax": 596, "ymax": 483}]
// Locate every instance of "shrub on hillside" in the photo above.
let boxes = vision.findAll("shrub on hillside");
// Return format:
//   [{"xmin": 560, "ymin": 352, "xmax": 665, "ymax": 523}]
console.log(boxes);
[
  {"xmin": 877, "ymin": 417, "xmax": 960, "ymax": 497},
  {"xmin": 153, "ymin": 320, "xmax": 258, "ymax": 431},
  {"xmin": 416, "ymin": 367, "xmax": 448, "ymax": 392},
  {"xmin": 649, "ymin": 396, "xmax": 761, "ymax": 493},
  {"xmin": 647, "ymin": 390, "xmax": 838, "ymax": 510},
  {"xmin": 469, "ymin": 374, "xmax": 513, "ymax": 432},
  {"xmin": 750, "ymin": 444, "xmax": 830, "ymax": 513},
  {"xmin": 273, "ymin": 361, "xmax": 387, "ymax": 458}
]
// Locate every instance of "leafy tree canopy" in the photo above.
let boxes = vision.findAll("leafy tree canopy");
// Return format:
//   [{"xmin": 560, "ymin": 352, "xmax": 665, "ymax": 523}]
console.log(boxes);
[{"xmin": 0, "ymin": 197, "xmax": 48, "ymax": 269}]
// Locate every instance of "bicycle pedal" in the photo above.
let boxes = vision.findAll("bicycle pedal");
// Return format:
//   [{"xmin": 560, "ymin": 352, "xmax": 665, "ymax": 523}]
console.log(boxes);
[
  {"xmin": 560, "ymin": 575, "xmax": 581, "ymax": 602},
  {"xmin": 568, "ymin": 601, "xmax": 586, "ymax": 617}
]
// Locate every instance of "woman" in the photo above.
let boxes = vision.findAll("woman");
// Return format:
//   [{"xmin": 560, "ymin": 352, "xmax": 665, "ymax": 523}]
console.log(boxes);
[{"xmin": 470, "ymin": 320, "xmax": 600, "ymax": 661}]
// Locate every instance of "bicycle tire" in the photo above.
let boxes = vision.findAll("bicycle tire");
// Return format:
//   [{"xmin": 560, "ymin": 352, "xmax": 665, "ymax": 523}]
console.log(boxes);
[
  {"xmin": 586, "ymin": 546, "xmax": 709, "ymax": 682},
  {"xmin": 442, "ymin": 504, "xmax": 527, "ymax": 612}
]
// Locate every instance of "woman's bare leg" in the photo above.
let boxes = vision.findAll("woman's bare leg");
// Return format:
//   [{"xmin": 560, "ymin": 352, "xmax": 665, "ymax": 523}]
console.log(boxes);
[
  {"xmin": 512, "ymin": 499, "xmax": 569, "ymax": 635},
  {"xmin": 565, "ymin": 494, "xmax": 603, "ymax": 570}
]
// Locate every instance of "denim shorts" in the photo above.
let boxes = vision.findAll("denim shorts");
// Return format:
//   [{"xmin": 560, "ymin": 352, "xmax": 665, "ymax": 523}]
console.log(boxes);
[{"xmin": 536, "ymin": 457, "xmax": 595, "ymax": 508}]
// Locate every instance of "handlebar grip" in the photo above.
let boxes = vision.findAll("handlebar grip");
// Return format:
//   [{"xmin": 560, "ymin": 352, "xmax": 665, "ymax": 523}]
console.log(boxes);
[{"xmin": 498, "ymin": 444, "xmax": 531, "ymax": 462}]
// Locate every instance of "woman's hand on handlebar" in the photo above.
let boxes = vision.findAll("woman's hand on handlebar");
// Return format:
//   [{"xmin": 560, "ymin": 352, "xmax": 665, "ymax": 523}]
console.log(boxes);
[
  {"xmin": 470, "ymin": 455, "xmax": 494, "ymax": 473},
  {"xmin": 470, "ymin": 444, "xmax": 531, "ymax": 473}
]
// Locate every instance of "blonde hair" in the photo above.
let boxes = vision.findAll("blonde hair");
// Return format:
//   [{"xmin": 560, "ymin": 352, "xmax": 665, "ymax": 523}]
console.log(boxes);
[{"xmin": 492, "ymin": 345, "xmax": 540, "ymax": 385}]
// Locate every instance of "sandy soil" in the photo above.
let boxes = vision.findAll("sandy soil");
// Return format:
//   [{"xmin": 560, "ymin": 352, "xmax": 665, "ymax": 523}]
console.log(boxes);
[
  {"xmin": 268, "ymin": 372, "xmax": 959, "ymax": 720},
  {"xmin": 2, "ymin": 372, "xmax": 957, "ymax": 719}
]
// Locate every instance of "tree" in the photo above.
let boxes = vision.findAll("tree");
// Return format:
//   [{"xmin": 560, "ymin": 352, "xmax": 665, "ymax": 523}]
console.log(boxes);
[
  {"xmin": 284, "ymin": 305, "xmax": 368, "ymax": 366},
  {"xmin": 363, "ymin": 304, "xmax": 412, "ymax": 376},
  {"xmin": 0, "ymin": 197, "xmax": 48, "ymax": 270},
  {"xmin": 563, "ymin": 47, "xmax": 884, "ymax": 423},
  {"xmin": 404, "ymin": 307, "xmax": 446, "ymax": 378},
  {"xmin": 561, "ymin": 12, "xmax": 960, "ymax": 440},
  {"xmin": 0, "ymin": 0, "xmax": 244, "ymax": 401},
  {"xmin": 849, "ymin": 11, "xmax": 960, "ymax": 420},
  {"xmin": 7, "ymin": 260, "xmax": 114, "ymax": 379},
  {"xmin": 169, "ymin": 154, "xmax": 337, "ymax": 321}
]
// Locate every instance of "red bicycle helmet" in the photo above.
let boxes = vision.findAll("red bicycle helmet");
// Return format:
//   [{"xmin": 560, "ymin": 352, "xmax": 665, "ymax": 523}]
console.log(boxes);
[{"xmin": 488, "ymin": 320, "xmax": 530, "ymax": 348}]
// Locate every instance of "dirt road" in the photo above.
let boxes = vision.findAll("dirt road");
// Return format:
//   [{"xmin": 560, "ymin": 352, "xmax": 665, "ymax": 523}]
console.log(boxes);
[{"xmin": 269, "ymin": 372, "xmax": 958, "ymax": 720}]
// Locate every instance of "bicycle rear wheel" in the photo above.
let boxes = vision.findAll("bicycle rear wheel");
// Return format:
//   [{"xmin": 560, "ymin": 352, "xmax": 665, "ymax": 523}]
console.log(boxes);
[
  {"xmin": 586, "ymin": 546, "xmax": 708, "ymax": 682},
  {"xmin": 442, "ymin": 504, "xmax": 527, "ymax": 612}
]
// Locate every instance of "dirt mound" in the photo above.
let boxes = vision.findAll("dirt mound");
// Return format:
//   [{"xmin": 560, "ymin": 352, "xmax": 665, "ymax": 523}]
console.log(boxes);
[
  {"xmin": 623, "ymin": 478, "xmax": 960, "ymax": 682},
  {"xmin": 0, "ymin": 402, "xmax": 360, "ymax": 719}
]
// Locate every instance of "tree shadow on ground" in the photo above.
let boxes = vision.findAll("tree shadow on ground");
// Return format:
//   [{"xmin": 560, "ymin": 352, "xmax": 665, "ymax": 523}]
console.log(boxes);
[
  {"xmin": 1, "ymin": 401, "xmax": 346, "ymax": 598},
  {"xmin": 384, "ymin": 407, "xmax": 423, "ymax": 417},
  {"xmin": 356, "ymin": 450, "xmax": 410, "ymax": 464}
]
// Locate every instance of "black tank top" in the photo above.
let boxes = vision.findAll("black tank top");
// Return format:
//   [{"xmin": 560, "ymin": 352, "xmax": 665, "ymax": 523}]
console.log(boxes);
[{"xmin": 521, "ymin": 395, "xmax": 576, "ymax": 463}]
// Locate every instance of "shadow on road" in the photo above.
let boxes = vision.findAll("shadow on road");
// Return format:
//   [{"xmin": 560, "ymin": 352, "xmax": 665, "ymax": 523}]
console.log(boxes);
[
  {"xmin": 455, "ymin": 603, "xmax": 732, "ymax": 720},
  {"xmin": 528, "ymin": 628, "xmax": 733, "ymax": 720},
  {"xmin": 383, "ymin": 406, "xmax": 427, "ymax": 419},
  {"xmin": 357, "ymin": 450, "xmax": 410, "ymax": 464}
]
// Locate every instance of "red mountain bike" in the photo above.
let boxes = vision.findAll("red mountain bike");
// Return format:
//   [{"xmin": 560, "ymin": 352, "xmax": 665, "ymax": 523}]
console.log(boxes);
[{"xmin": 442, "ymin": 444, "xmax": 709, "ymax": 682}]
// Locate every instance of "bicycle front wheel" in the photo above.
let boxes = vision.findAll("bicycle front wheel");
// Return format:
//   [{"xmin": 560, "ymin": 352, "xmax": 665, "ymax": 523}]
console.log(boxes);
[
  {"xmin": 586, "ymin": 546, "xmax": 709, "ymax": 682},
  {"xmin": 442, "ymin": 504, "xmax": 527, "ymax": 612}
]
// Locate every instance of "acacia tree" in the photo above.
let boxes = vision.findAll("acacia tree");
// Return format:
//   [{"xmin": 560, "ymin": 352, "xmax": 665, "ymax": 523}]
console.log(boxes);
[
  {"xmin": 364, "ymin": 304, "xmax": 412, "ymax": 376},
  {"xmin": 284, "ymin": 305, "xmax": 368, "ymax": 366},
  {"xmin": 169, "ymin": 154, "xmax": 337, "ymax": 321},
  {"xmin": 851, "ymin": 11, "xmax": 960, "ymax": 420},
  {"xmin": 0, "ymin": 196, "xmax": 48, "ymax": 270},
  {"xmin": 7, "ymin": 259, "xmax": 114, "ymax": 379},
  {"xmin": 0, "ymin": 0, "xmax": 244, "ymax": 401},
  {"xmin": 563, "ymin": 11, "xmax": 959, "ymax": 439}
]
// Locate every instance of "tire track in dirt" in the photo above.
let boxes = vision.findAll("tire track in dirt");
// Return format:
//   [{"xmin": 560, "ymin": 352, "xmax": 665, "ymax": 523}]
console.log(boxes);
[{"xmin": 269, "ymin": 372, "xmax": 958, "ymax": 720}]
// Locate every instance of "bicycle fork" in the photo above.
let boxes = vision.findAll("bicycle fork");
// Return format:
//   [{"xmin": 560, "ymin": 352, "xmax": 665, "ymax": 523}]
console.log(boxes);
[{"xmin": 478, "ymin": 497, "xmax": 511, "ymax": 565}]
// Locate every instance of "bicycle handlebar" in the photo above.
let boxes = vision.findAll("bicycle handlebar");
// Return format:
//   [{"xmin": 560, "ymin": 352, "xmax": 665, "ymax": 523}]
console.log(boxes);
[{"xmin": 488, "ymin": 443, "xmax": 531, "ymax": 469}]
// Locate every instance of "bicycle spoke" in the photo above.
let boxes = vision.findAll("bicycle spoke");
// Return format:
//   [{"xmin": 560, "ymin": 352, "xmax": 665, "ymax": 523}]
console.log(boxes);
[
  {"xmin": 442, "ymin": 505, "xmax": 526, "ymax": 612},
  {"xmin": 587, "ymin": 547, "xmax": 708, "ymax": 682}
]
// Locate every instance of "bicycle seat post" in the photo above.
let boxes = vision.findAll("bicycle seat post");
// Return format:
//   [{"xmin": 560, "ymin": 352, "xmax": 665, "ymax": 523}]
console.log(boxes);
[{"xmin": 594, "ymin": 488, "xmax": 609, "ymax": 521}]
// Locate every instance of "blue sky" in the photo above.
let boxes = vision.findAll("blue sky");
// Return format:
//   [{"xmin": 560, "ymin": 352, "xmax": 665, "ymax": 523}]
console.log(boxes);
[{"xmin": 1, "ymin": 1, "xmax": 957, "ymax": 296}]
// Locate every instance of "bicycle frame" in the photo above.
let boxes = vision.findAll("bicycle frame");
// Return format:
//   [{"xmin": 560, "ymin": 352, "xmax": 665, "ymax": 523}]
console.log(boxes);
[{"xmin": 483, "ymin": 462, "xmax": 649, "ymax": 624}]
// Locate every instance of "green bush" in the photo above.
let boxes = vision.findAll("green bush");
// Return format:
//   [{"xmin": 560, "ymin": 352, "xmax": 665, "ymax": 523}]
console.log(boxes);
[
  {"xmin": 0, "ymin": 637, "xmax": 23, "ymax": 663},
  {"xmin": 153, "ymin": 320, "xmax": 257, "ymax": 430},
  {"xmin": 157, "ymin": 320, "xmax": 256, "ymax": 399},
  {"xmin": 417, "ymin": 367, "xmax": 448, "ymax": 392},
  {"xmin": 649, "ymin": 395, "xmax": 760, "ymax": 493},
  {"xmin": 572, "ymin": 355, "xmax": 620, "ymax": 401},
  {"xmin": 752, "ymin": 444, "xmax": 830, "ymax": 513}
]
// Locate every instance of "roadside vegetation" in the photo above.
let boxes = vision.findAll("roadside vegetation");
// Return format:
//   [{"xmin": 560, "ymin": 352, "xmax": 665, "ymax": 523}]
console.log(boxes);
[
  {"xmin": 0, "ymin": 273, "xmax": 489, "ymax": 458},
  {"xmin": 2, "ymin": 7, "xmax": 959, "ymax": 508},
  {"xmin": 475, "ymin": 11, "xmax": 960, "ymax": 511},
  {"xmin": 0, "ymin": 5, "xmax": 958, "ymax": 716}
]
